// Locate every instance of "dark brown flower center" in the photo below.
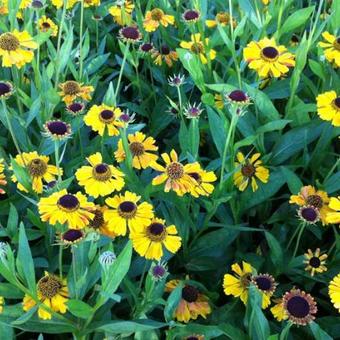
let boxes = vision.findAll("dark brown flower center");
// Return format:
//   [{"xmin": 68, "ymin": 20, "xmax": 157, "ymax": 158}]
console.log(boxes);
[
  {"xmin": 254, "ymin": 277, "xmax": 272, "ymax": 291},
  {"xmin": 62, "ymin": 229, "xmax": 84, "ymax": 243},
  {"xmin": 333, "ymin": 37, "xmax": 340, "ymax": 51},
  {"xmin": 147, "ymin": 222, "xmax": 166, "ymax": 241},
  {"xmin": 161, "ymin": 45, "xmax": 170, "ymax": 55},
  {"xmin": 121, "ymin": 26, "xmax": 140, "ymax": 40},
  {"xmin": 332, "ymin": 97, "xmax": 340, "ymax": 109},
  {"xmin": 286, "ymin": 296, "xmax": 310, "ymax": 318},
  {"xmin": 37, "ymin": 275, "xmax": 62, "ymax": 299},
  {"xmin": 241, "ymin": 163, "xmax": 255, "ymax": 177},
  {"xmin": 42, "ymin": 22, "xmax": 51, "ymax": 29},
  {"xmin": 182, "ymin": 285, "xmax": 199, "ymax": 302},
  {"xmin": 261, "ymin": 46, "xmax": 279, "ymax": 60},
  {"xmin": 62, "ymin": 81, "xmax": 81, "ymax": 95},
  {"xmin": 300, "ymin": 207, "xmax": 318, "ymax": 222},
  {"xmin": 58, "ymin": 194, "xmax": 79, "ymax": 212},
  {"xmin": 129, "ymin": 142, "xmax": 145, "ymax": 156},
  {"xmin": 190, "ymin": 42, "xmax": 204, "ymax": 53},
  {"xmin": 187, "ymin": 337, "xmax": 199, "ymax": 340},
  {"xmin": 27, "ymin": 158, "xmax": 47, "ymax": 177},
  {"xmin": 291, "ymin": 34, "xmax": 299, "ymax": 43},
  {"xmin": 306, "ymin": 195, "xmax": 323, "ymax": 209},
  {"xmin": 99, "ymin": 109, "xmax": 115, "ymax": 123},
  {"xmin": 183, "ymin": 10, "xmax": 200, "ymax": 21},
  {"xmin": 216, "ymin": 12, "xmax": 229, "ymax": 24},
  {"xmin": 46, "ymin": 121, "xmax": 68, "ymax": 135},
  {"xmin": 140, "ymin": 43, "xmax": 153, "ymax": 52},
  {"xmin": 229, "ymin": 90, "xmax": 248, "ymax": 102},
  {"xmin": 93, "ymin": 163, "xmax": 111, "ymax": 181},
  {"xmin": 0, "ymin": 33, "xmax": 20, "ymax": 51},
  {"xmin": 67, "ymin": 102, "xmax": 84, "ymax": 113},
  {"xmin": 166, "ymin": 162, "xmax": 184, "ymax": 180},
  {"xmin": 0, "ymin": 82, "xmax": 12, "ymax": 96},
  {"xmin": 89, "ymin": 210, "xmax": 105, "ymax": 229},
  {"xmin": 309, "ymin": 256, "xmax": 321, "ymax": 268},
  {"xmin": 151, "ymin": 8, "xmax": 163, "ymax": 21},
  {"xmin": 118, "ymin": 201, "xmax": 137, "ymax": 218}
]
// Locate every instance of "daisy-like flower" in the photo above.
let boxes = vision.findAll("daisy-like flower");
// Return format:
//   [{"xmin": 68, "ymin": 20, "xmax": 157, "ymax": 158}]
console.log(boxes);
[
  {"xmin": 316, "ymin": 91, "xmax": 340, "ymax": 127},
  {"xmin": 23, "ymin": 272, "xmax": 69, "ymax": 320},
  {"xmin": 251, "ymin": 274, "xmax": 277, "ymax": 309},
  {"xmin": 184, "ymin": 335, "xmax": 204, "ymax": 340},
  {"xmin": 11, "ymin": 151, "xmax": 61, "ymax": 194},
  {"xmin": 318, "ymin": 32, "xmax": 340, "ymax": 68},
  {"xmin": 130, "ymin": 217, "xmax": 182, "ymax": 260},
  {"xmin": 233, "ymin": 152, "xmax": 270, "ymax": 192},
  {"xmin": 84, "ymin": 0, "xmax": 100, "ymax": 7},
  {"xmin": 139, "ymin": 42, "xmax": 154, "ymax": 55},
  {"xmin": 223, "ymin": 261, "xmax": 253, "ymax": 305},
  {"xmin": 168, "ymin": 74, "xmax": 185, "ymax": 87},
  {"xmin": 0, "ymin": 81, "xmax": 14, "ymax": 100},
  {"xmin": 151, "ymin": 149, "xmax": 197, "ymax": 196},
  {"xmin": 0, "ymin": 296, "xmax": 3, "ymax": 313},
  {"xmin": 304, "ymin": 249, "xmax": 327, "ymax": 276},
  {"xmin": 109, "ymin": 0, "xmax": 134, "ymax": 26},
  {"xmin": 298, "ymin": 206, "xmax": 320, "ymax": 224},
  {"xmin": 52, "ymin": 0, "xmax": 79, "ymax": 9},
  {"xmin": 59, "ymin": 81, "xmax": 93, "ymax": 105},
  {"xmin": 143, "ymin": 8, "xmax": 175, "ymax": 32},
  {"xmin": 104, "ymin": 191, "xmax": 154, "ymax": 236},
  {"xmin": 205, "ymin": 12, "xmax": 236, "ymax": 28},
  {"xmin": 289, "ymin": 185, "xmax": 331, "ymax": 225},
  {"xmin": 165, "ymin": 280, "xmax": 211, "ymax": 323},
  {"xmin": 0, "ymin": 159, "xmax": 7, "ymax": 195},
  {"xmin": 38, "ymin": 16, "xmax": 58, "ymax": 37},
  {"xmin": 119, "ymin": 109, "xmax": 136, "ymax": 125},
  {"xmin": 84, "ymin": 104, "xmax": 123, "ymax": 136},
  {"xmin": 38, "ymin": 189, "xmax": 95, "ymax": 229},
  {"xmin": 60, "ymin": 229, "xmax": 85, "ymax": 246},
  {"xmin": 152, "ymin": 45, "xmax": 178, "ymax": 67},
  {"xmin": 243, "ymin": 38, "xmax": 295, "ymax": 78},
  {"xmin": 43, "ymin": 120, "xmax": 72, "ymax": 140},
  {"xmin": 88, "ymin": 206, "xmax": 116, "ymax": 239},
  {"xmin": 75, "ymin": 152, "xmax": 125, "ymax": 198},
  {"xmin": 182, "ymin": 9, "xmax": 200, "ymax": 23},
  {"xmin": 184, "ymin": 102, "xmax": 204, "ymax": 119},
  {"xmin": 0, "ymin": 0, "xmax": 31, "ymax": 16},
  {"xmin": 327, "ymin": 196, "xmax": 340, "ymax": 224},
  {"xmin": 180, "ymin": 33, "xmax": 216, "ymax": 64},
  {"xmin": 225, "ymin": 90, "xmax": 251, "ymax": 107},
  {"xmin": 150, "ymin": 261, "xmax": 168, "ymax": 281},
  {"xmin": 114, "ymin": 131, "xmax": 158, "ymax": 170},
  {"xmin": 0, "ymin": 30, "xmax": 38, "ymax": 68},
  {"xmin": 282, "ymin": 288, "xmax": 317, "ymax": 325},
  {"xmin": 329, "ymin": 272, "xmax": 340, "ymax": 312},
  {"xmin": 290, "ymin": 34, "xmax": 299, "ymax": 47},
  {"xmin": 186, "ymin": 164, "xmax": 217, "ymax": 198},
  {"xmin": 66, "ymin": 102, "xmax": 85, "ymax": 116},
  {"xmin": 119, "ymin": 26, "xmax": 142, "ymax": 43},
  {"xmin": 270, "ymin": 298, "xmax": 288, "ymax": 321}
]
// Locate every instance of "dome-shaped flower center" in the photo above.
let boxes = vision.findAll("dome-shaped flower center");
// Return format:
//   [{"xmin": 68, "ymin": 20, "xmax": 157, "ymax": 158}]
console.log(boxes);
[
  {"xmin": 58, "ymin": 194, "xmax": 80, "ymax": 212},
  {"xmin": 333, "ymin": 97, "xmax": 340, "ymax": 109},
  {"xmin": 32, "ymin": 0, "xmax": 43, "ymax": 8},
  {"xmin": 309, "ymin": 256, "xmax": 321, "ymax": 268},
  {"xmin": 93, "ymin": 163, "xmax": 111, "ymax": 181},
  {"xmin": 121, "ymin": 26, "xmax": 140, "ymax": 40},
  {"xmin": 254, "ymin": 276, "xmax": 272, "ymax": 291},
  {"xmin": 140, "ymin": 43, "xmax": 153, "ymax": 52},
  {"xmin": 152, "ymin": 264, "xmax": 166, "ymax": 278},
  {"xmin": 183, "ymin": 10, "xmax": 200, "ymax": 21},
  {"xmin": 261, "ymin": 46, "xmax": 279, "ymax": 60},
  {"xmin": 161, "ymin": 45, "xmax": 170, "ymax": 55},
  {"xmin": 99, "ymin": 109, "xmax": 115, "ymax": 123},
  {"xmin": 229, "ymin": 90, "xmax": 248, "ymax": 102},
  {"xmin": 89, "ymin": 209, "xmax": 105, "ymax": 229},
  {"xmin": 333, "ymin": 37, "xmax": 340, "ymax": 51},
  {"xmin": 291, "ymin": 34, "xmax": 299, "ymax": 43},
  {"xmin": 67, "ymin": 102, "xmax": 84, "ymax": 114},
  {"xmin": 37, "ymin": 275, "xmax": 62, "ymax": 299},
  {"xmin": 216, "ymin": 12, "xmax": 229, "ymax": 24},
  {"xmin": 129, "ymin": 142, "xmax": 145, "ymax": 156},
  {"xmin": 306, "ymin": 194, "xmax": 323, "ymax": 209},
  {"xmin": 0, "ymin": 82, "xmax": 12, "ymax": 96},
  {"xmin": 189, "ymin": 172, "xmax": 201, "ymax": 184},
  {"xmin": 147, "ymin": 222, "xmax": 166, "ymax": 241},
  {"xmin": 286, "ymin": 296, "xmax": 310, "ymax": 318},
  {"xmin": 151, "ymin": 8, "xmax": 164, "ymax": 21},
  {"xmin": 187, "ymin": 337, "xmax": 199, "ymax": 340},
  {"xmin": 241, "ymin": 163, "xmax": 255, "ymax": 177},
  {"xmin": 182, "ymin": 285, "xmax": 199, "ymax": 302},
  {"xmin": 46, "ymin": 121, "xmax": 68, "ymax": 135},
  {"xmin": 300, "ymin": 206, "xmax": 318, "ymax": 223},
  {"xmin": 28, "ymin": 158, "xmax": 47, "ymax": 177},
  {"xmin": 62, "ymin": 229, "xmax": 84, "ymax": 243},
  {"xmin": 118, "ymin": 201, "xmax": 137, "ymax": 218},
  {"xmin": 166, "ymin": 162, "xmax": 184, "ymax": 180},
  {"xmin": 190, "ymin": 42, "xmax": 204, "ymax": 54},
  {"xmin": 0, "ymin": 33, "xmax": 20, "ymax": 51},
  {"xmin": 62, "ymin": 81, "xmax": 81, "ymax": 95},
  {"xmin": 42, "ymin": 22, "xmax": 51, "ymax": 29}
]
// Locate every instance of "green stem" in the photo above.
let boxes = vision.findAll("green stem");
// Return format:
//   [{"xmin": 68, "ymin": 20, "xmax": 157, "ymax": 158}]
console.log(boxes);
[
  {"xmin": 59, "ymin": 245, "xmax": 63, "ymax": 280},
  {"xmin": 54, "ymin": 139, "xmax": 61, "ymax": 183},
  {"xmin": 324, "ymin": 157, "xmax": 340, "ymax": 184},
  {"xmin": 79, "ymin": 0, "xmax": 84, "ymax": 80},
  {"xmin": 286, "ymin": 222, "xmax": 302, "ymax": 250},
  {"xmin": 114, "ymin": 42, "xmax": 130, "ymax": 105},
  {"xmin": 72, "ymin": 247, "xmax": 78, "ymax": 300},
  {"xmin": 293, "ymin": 222, "xmax": 307, "ymax": 258}
]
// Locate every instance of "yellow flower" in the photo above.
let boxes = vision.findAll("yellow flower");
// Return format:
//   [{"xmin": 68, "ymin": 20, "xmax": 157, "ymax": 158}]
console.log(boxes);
[
  {"xmin": 270, "ymin": 299, "xmax": 288, "ymax": 321},
  {"xmin": 223, "ymin": 261, "xmax": 253, "ymax": 305},
  {"xmin": 143, "ymin": 8, "xmax": 175, "ymax": 32},
  {"xmin": 316, "ymin": 91, "xmax": 340, "ymax": 127},
  {"xmin": 0, "ymin": 30, "xmax": 38, "ymax": 68},
  {"xmin": 186, "ymin": 163, "xmax": 217, "ymax": 198},
  {"xmin": 84, "ymin": 104, "xmax": 123, "ymax": 136},
  {"xmin": 88, "ymin": 205, "xmax": 116, "ymax": 239},
  {"xmin": 84, "ymin": 0, "xmax": 100, "ymax": 7},
  {"xmin": 0, "ymin": 0, "xmax": 31, "ymax": 15},
  {"xmin": 130, "ymin": 217, "xmax": 181, "ymax": 260},
  {"xmin": 329, "ymin": 272, "xmax": 340, "ymax": 313},
  {"xmin": 180, "ymin": 33, "xmax": 216, "ymax": 64},
  {"xmin": 23, "ymin": 272, "xmax": 68, "ymax": 320},
  {"xmin": 318, "ymin": 32, "xmax": 340, "ymax": 68},
  {"xmin": 304, "ymin": 248, "xmax": 327, "ymax": 276},
  {"xmin": 151, "ymin": 149, "xmax": 197, "ymax": 196},
  {"xmin": 104, "ymin": 191, "xmax": 154, "ymax": 236},
  {"xmin": 251, "ymin": 274, "xmax": 277, "ymax": 309},
  {"xmin": 0, "ymin": 159, "xmax": 7, "ymax": 195},
  {"xmin": 205, "ymin": 12, "xmax": 236, "ymax": 28},
  {"xmin": 75, "ymin": 152, "xmax": 125, "ymax": 198},
  {"xmin": 243, "ymin": 38, "xmax": 295, "ymax": 78},
  {"xmin": 52, "ymin": 0, "xmax": 79, "ymax": 9},
  {"xmin": 109, "ymin": 0, "xmax": 134, "ymax": 26},
  {"xmin": 59, "ymin": 80, "xmax": 93, "ymax": 105},
  {"xmin": 38, "ymin": 189, "xmax": 95, "ymax": 229},
  {"xmin": 327, "ymin": 196, "xmax": 340, "ymax": 224},
  {"xmin": 11, "ymin": 151, "xmax": 61, "ymax": 194},
  {"xmin": 0, "ymin": 296, "xmax": 4, "ymax": 313},
  {"xmin": 152, "ymin": 45, "xmax": 178, "ymax": 67},
  {"xmin": 38, "ymin": 16, "xmax": 58, "ymax": 37},
  {"xmin": 262, "ymin": 0, "xmax": 270, "ymax": 5},
  {"xmin": 165, "ymin": 280, "xmax": 211, "ymax": 323},
  {"xmin": 233, "ymin": 152, "xmax": 270, "ymax": 192},
  {"xmin": 289, "ymin": 185, "xmax": 331, "ymax": 225},
  {"xmin": 214, "ymin": 94, "xmax": 224, "ymax": 109},
  {"xmin": 114, "ymin": 131, "xmax": 158, "ymax": 169}
]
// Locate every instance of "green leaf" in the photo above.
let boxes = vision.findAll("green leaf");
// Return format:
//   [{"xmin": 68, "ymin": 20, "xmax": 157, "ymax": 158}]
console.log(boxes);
[
  {"xmin": 309, "ymin": 322, "xmax": 332, "ymax": 340},
  {"xmin": 256, "ymin": 120, "xmax": 291, "ymax": 134},
  {"xmin": 280, "ymin": 166, "xmax": 303, "ymax": 194},
  {"xmin": 93, "ymin": 320, "xmax": 166, "ymax": 334},
  {"xmin": 164, "ymin": 281, "xmax": 183, "ymax": 322},
  {"xmin": 265, "ymin": 232, "xmax": 283, "ymax": 270},
  {"xmin": 6, "ymin": 204, "xmax": 18, "ymax": 239},
  {"xmin": 67, "ymin": 300, "xmax": 93, "ymax": 319},
  {"xmin": 280, "ymin": 6, "xmax": 315, "ymax": 35},
  {"xmin": 86, "ymin": 53, "xmax": 110, "ymax": 75},
  {"xmin": 10, "ymin": 157, "xmax": 32, "ymax": 192},
  {"xmin": 206, "ymin": 106, "xmax": 226, "ymax": 156},
  {"xmin": 324, "ymin": 172, "xmax": 340, "ymax": 194}
]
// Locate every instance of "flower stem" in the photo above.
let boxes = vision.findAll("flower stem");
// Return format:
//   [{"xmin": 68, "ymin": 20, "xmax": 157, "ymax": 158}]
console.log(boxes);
[
  {"xmin": 54, "ymin": 139, "xmax": 61, "ymax": 184},
  {"xmin": 114, "ymin": 42, "xmax": 130, "ymax": 105},
  {"xmin": 293, "ymin": 222, "xmax": 307, "ymax": 258},
  {"xmin": 59, "ymin": 245, "xmax": 63, "ymax": 280},
  {"xmin": 79, "ymin": 0, "xmax": 84, "ymax": 80}
]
